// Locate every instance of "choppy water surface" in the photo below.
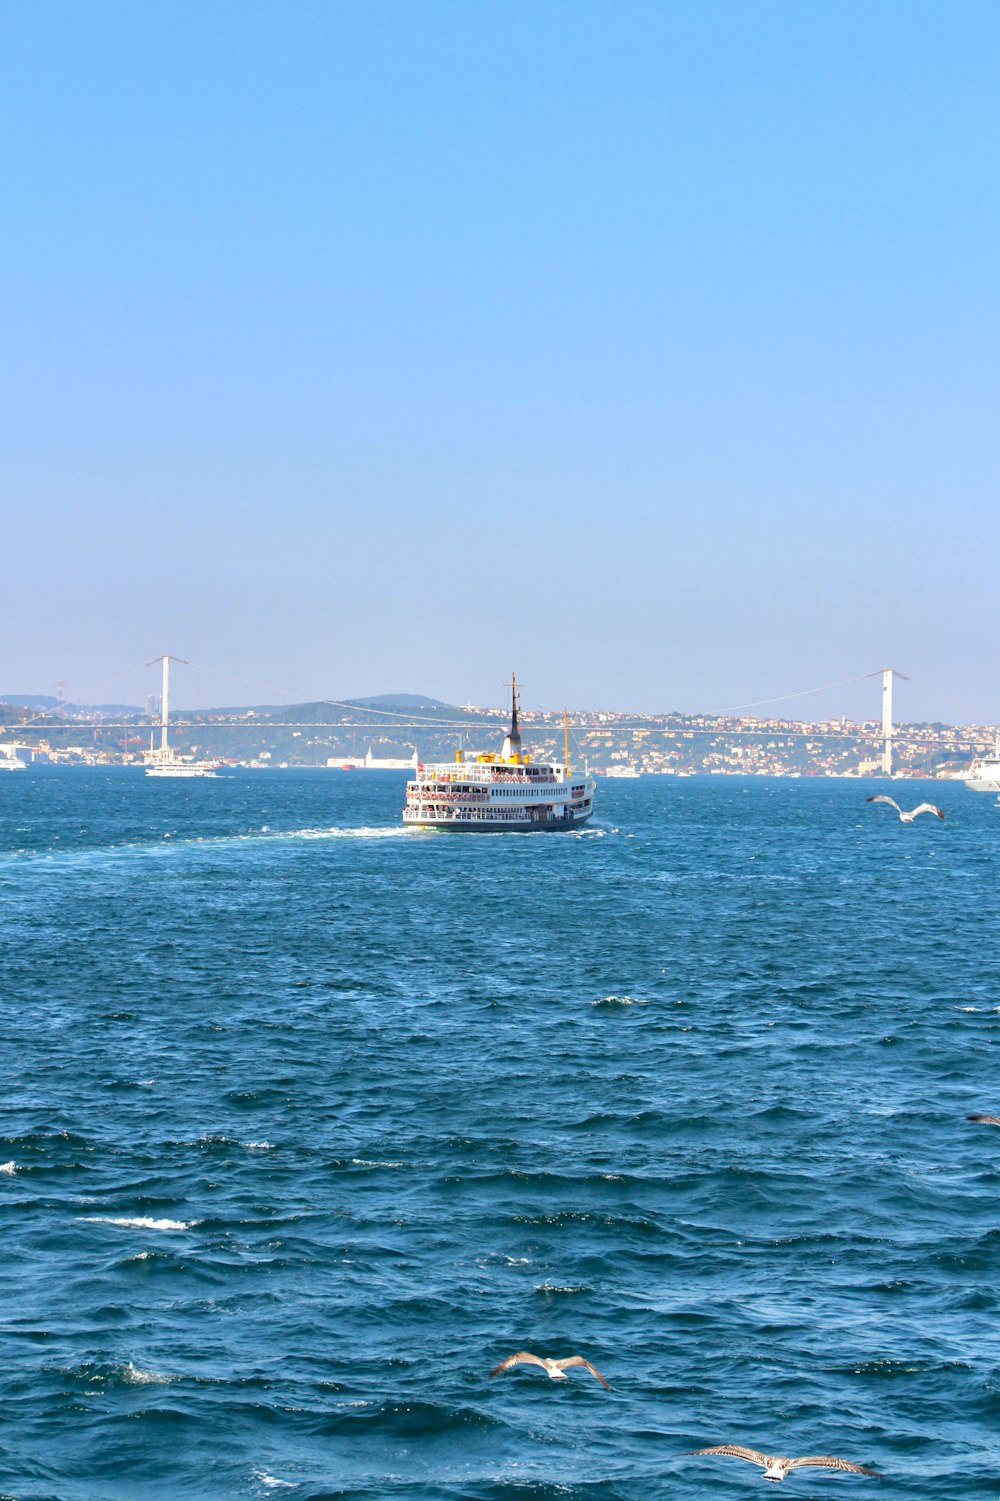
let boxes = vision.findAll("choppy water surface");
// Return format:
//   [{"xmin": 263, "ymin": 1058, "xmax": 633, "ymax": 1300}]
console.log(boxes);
[{"xmin": 2, "ymin": 769, "xmax": 999, "ymax": 1500}]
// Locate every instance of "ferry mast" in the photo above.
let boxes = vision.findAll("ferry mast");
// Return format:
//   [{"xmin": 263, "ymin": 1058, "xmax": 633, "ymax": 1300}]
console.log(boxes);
[{"xmin": 500, "ymin": 673, "xmax": 523, "ymax": 762}]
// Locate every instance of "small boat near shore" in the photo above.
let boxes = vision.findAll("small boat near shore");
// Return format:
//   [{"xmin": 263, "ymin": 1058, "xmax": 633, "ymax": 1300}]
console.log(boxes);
[{"xmin": 403, "ymin": 678, "xmax": 595, "ymax": 832}]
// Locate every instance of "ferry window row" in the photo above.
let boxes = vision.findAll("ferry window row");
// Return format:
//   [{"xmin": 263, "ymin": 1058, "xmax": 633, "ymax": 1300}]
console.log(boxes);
[{"xmin": 496, "ymin": 785, "xmax": 564, "ymax": 796}]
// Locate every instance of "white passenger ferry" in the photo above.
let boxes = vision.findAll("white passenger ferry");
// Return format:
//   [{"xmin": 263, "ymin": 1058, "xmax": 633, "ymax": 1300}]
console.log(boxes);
[{"xmin": 403, "ymin": 679, "xmax": 595, "ymax": 832}]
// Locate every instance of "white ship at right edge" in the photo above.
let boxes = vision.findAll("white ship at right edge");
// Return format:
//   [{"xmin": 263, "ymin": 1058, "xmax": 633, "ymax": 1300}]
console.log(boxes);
[{"xmin": 964, "ymin": 732, "xmax": 1000, "ymax": 793}]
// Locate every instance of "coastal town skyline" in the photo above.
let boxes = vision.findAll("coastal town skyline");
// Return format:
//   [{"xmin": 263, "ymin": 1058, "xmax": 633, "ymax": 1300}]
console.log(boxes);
[{"xmin": 3, "ymin": 677, "xmax": 996, "ymax": 780}]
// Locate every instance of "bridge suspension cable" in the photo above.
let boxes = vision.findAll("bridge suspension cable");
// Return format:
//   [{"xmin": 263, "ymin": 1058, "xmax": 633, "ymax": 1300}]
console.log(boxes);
[{"xmin": 715, "ymin": 672, "xmax": 879, "ymax": 715}]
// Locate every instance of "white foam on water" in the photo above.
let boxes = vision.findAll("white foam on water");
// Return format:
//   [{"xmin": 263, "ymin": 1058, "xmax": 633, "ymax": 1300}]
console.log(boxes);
[
  {"xmin": 188, "ymin": 824, "xmax": 413, "ymax": 846},
  {"xmin": 252, "ymin": 1472, "xmax": 298, "ymax": 1491},
  {"xmin": 122, "ymin": 1360, "xmax": 172, "ymax": 1384},
  {"xmin": 218, "ymin": 824, "xmax": 410, "ymax": 844},
  {"xmin": 2, "ymin": 822, "xmax": 412, "ymax": 874},
  {"xmin": 0, "ymin": 1162, "xmax": 16, "ymax": 1174},
  {"xmin": 590, "ymin": 994, "xmax": 647, "ymax": 1006},
  {"xmin": 185, "ymin": 823, "xmax": 414, "ymax": 847},
  {"xmin": 244, "ymin": 1140, "xmax": 273, "ymax": 1151},
  {"xmin": 292, "ymin": 825, "xmax": 414, "ymax": 841},
  {"xmin": 80, "ymin": 1215, "xmax": 197, "ymax": 1231}
]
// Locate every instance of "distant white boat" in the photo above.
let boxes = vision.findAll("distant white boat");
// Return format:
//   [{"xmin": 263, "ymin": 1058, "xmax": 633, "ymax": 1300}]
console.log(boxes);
[
  {"xmin": 144, "ymin": 656, "xmax": 219, "ymax": 778},
  {"xmin": 0, "ymin": 747, "xmax": 26, "ymax": 771},
  {"xmin": 964, "ymin": 733, "xmax": 1000, "ymax": 793},
  {"xmin": 327, "ymin": 746, "xmax": 419, "ymax": 771}
]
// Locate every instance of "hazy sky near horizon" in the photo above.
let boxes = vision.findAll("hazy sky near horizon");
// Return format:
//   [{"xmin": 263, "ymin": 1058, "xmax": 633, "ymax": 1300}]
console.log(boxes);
[{"xmin": 4, "ymin": 1, "xmax": 999, "ymax": 723}]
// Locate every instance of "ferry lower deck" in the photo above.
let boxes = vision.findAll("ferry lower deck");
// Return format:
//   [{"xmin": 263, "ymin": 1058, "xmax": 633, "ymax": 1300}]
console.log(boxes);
[{"xmin": 403, "ymin": 762, "xmax": 595, "ymax": 832}]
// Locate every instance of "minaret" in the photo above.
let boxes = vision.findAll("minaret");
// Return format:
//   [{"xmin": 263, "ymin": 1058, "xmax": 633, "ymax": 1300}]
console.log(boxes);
[{"xmin": 500, "ymin": 674, "xmax": 522, "ymax": 762}]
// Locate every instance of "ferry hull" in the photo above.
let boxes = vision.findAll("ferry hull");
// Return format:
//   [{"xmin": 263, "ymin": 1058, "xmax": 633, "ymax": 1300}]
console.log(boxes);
[{"xmin": 405, "ymin": 810, "xmax": 594, "ymax": 833}]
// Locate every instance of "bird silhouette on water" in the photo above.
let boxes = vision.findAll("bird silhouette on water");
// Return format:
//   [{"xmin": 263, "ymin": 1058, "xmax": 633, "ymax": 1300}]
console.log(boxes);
[
  {"xmin": 489, "ymin": 1351, "xmax": 611, "ymax": 1388},
  {"xmin": 688, "ymin": 1443, "xmax": 878, "ymax": 1482},
  {"xmin": 866, "ymin": 795, "xmax": 944, "ymax": 823}
]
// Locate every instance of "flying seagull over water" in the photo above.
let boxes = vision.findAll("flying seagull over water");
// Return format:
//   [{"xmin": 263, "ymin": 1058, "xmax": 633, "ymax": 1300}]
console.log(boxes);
[
  {"xmin": 687, "ymin": 1445, "xmax": 878, "ymax": 1483},
  {"xmin": 866, "ymin": 795, "xmax": 944, "ymax": 823},
  {"xmin": 489, "ymin": 1351, "xmax": 611, "ymax": 1388},
  {"xmin": 968, "ymin": 1113, "xmax": 1000, "ymax": 1126}
]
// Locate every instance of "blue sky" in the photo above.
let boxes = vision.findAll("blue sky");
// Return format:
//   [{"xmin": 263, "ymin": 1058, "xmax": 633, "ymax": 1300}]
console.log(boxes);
[{"xmin": 3, "ymin": 1, "xmax": 998, "ymax": 722}]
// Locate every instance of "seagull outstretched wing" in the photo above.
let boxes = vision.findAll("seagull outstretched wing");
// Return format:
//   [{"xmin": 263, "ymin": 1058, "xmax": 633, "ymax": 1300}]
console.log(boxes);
[
  {"xmin": 489, "ymin": 1352, "xmax": 548, "ymax": 1378},
  {"xmin": 787, "ymin": 1455, "xmax": 878, "ymax": 1475},
  {"xmin": 866, "ymin": 795, "xmax": 900, "ymax": 812},
  {"xmin": 911, "ymin": 803, "xmax": 945, "ymax": 820},
  {"xmin": 688, "ymin": 1445, "xmax": 770, "ymax": 1466},
  {"xmin": 556, "ymin": 1355, "xmax": 611, "ymax": 1388}
]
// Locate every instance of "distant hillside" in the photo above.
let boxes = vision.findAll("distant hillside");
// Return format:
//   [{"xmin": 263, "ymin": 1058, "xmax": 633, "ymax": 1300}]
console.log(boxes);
[
  {"xmin": 2, "ymin": 689, "xmax": 453, "ymax": 715},
  {"xmin": 0, "ymin": 696, "xmax": 141, "ymax": 714},
  {"xmin": 350, "ymin": 693, "xmax": 454, "ymax": 710},
  {"xmin": 271, "ymin": 696, "xmax": 470, "ymax": 728}
]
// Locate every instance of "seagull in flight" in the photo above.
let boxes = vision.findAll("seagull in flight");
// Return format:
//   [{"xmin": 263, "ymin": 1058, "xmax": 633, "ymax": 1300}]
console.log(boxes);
[
  {"xmin": 489, "ymin": 1351, "xmax": 611, "ymax": 1388},
  {"xmin": 688, "ymin": 1444, "xmax": 877, "ymax": 1482},
  {"xmin": 968, "ymin": 1113, "xmax": 1000, "ymax": 1126},
  {"xmin": 866, "ymin": 795, "xmax": 944, "ymax": 823}
]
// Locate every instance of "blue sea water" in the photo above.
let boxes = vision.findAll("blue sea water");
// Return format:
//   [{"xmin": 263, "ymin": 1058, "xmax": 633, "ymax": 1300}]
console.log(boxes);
[{"xmin": 1, "ymin": 769, "xmax": 999, "ymax": 1500}]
